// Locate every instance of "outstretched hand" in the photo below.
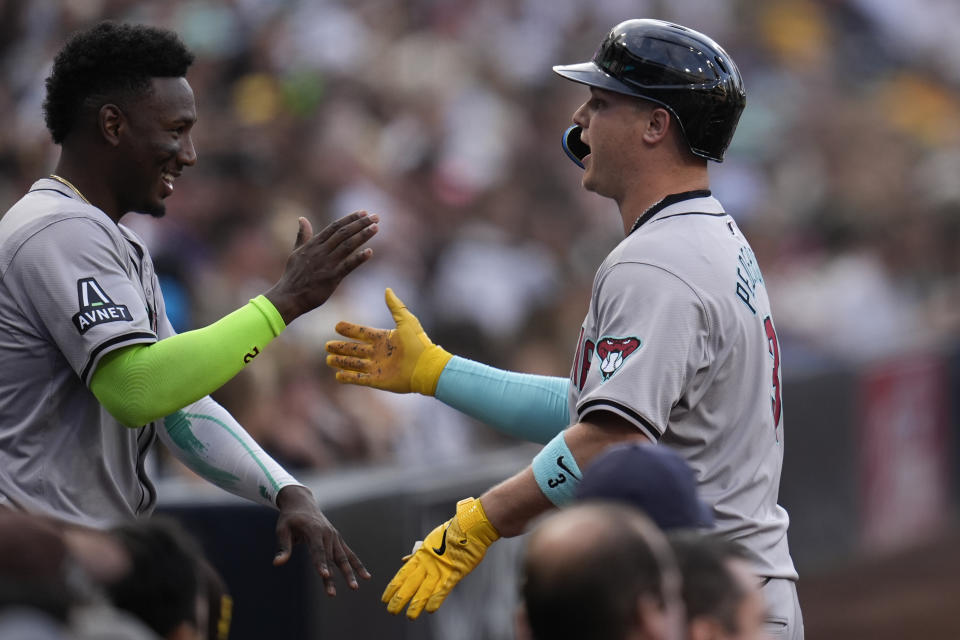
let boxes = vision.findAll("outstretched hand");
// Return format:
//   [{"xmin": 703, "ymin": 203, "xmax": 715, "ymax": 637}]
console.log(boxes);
[
  {"xmin": 266, "ymin": 212, "xmax": 379, "ymax": 325},
  {"xmin": 325, "ymin": 288, "xmax": 452, "ymax": 395},
  {"xmin": 382, "ymin": 497, "xmax": 500, "ymax": 619},
  {"xmin": 273, "ymin": 485, "xmax": 371, "ymax": 596}
]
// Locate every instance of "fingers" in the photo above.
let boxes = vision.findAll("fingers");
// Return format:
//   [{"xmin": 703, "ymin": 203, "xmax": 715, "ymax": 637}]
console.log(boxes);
[
  {"xmin": 385, "ymin": 288, "xmax": 407, "ymax": 320},
  {"xmin": 310, "ymin": 533, "xmax": 336, "ymax": 596},
  {"xmin": 314, "ymin": 210, "xmax": 376, "ymax": 245},
  {"xmin": 425, "ymin": 580, "xmax": 455, "ymax": 614},
  {"xmin": 339, "ymin": 540, "xmax": 370, "ymax": 587},
  {"xmin": 325, "ymin": 354, "xmax": 371, "ymax": 374},
  {"xmin": 381, "ymin": 559, "xmax": 413, "ymax": 605},
  {"xmin": 294, "ymin": 217, "xmax": 313, "ymax": 250},
  {"xmin": 331, "ymin": 539, "xmax": 359, "ymax": 592},
  {"xmin": 318, "ymin": 213, "xmax": 380, "ymax": 260},
  {"xmin": 384, "ymin": 561, "xmax": 426, "ymax": 615},
  {"xmin": 384, "ymin": 287, "xmax": 422, "ymax": 330},
  {"xmin": 305, "ymin": 525, "xmax": 331, "ymax": 582},
  {"xmin": 299, "ymin": 213, "xmax": 378, "ymax": 278},
  {"xmin": 331, "ymin": 243, "xmax": 375, "ymax": 280},
  {"xmin": 406, "ymin": 568, "xmax": 440, "ymax": 619},
  {"xmin": 325, "ymin": 339, "xmax": 376, "ymax": 359},
  {"xmin": 333, "ymin": 370, "xmax": 374, "ymax": 387},
  {"xmin": 274, "ymin": 524, "xmax": 293, "ymax": 567},
  {"xmin": 333, "ymin": 322, "xmax": 388, "ymax": 342}
]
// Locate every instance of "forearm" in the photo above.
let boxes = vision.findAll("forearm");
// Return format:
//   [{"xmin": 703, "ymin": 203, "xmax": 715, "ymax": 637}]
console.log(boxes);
[
  {"xmin": 479, "ymin": 467, "xmax": 554, "ymax": 538},
  {"xmin": 482, "ymin": 415, "xmax": 650, "ymax": 537},
  {"xmin": 435, "ymin": 357, "xmax": 569, "ymax": 444},
  {"xmin": 90, "ymin": 296, "xmax": 285, "ymax": 427},
  {"xmin": 158, "ymin": 395, "xmax": 300, "ymax": 508}
]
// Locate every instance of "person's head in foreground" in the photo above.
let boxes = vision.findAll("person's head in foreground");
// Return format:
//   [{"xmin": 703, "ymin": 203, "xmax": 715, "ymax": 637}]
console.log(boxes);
[
  {"xmin": 517, "ymin": 502, "xmax": 684, "ymax": 640},
  {"xmin": 106, "ymin": 518, "xmax": 207, "ymax": 640},
  {"xmin": 669, "ymin": 533, "xmax": 766, "ymax": 640}
]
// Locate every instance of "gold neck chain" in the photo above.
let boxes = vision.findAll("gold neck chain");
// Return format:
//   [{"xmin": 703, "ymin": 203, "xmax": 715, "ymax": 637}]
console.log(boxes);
[{"xmin": 48, "ymin": 174, "xmax": 91, "ymax": 205}]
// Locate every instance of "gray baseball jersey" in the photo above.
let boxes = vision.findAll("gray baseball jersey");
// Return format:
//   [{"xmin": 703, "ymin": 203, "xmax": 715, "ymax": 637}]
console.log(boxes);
[
  {"xmin": 568, "ymin": 191, "xmax": 797, "ymax": 580},
  {"xmin": 0, "ymin": 178, "xmax": 166, "ymax": 527}
]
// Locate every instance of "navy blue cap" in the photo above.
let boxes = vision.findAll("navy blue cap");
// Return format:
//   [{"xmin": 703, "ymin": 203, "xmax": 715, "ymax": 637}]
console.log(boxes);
[{"xmin": 575, "ymin": 442, "xmax": 714, "ymax": 530}]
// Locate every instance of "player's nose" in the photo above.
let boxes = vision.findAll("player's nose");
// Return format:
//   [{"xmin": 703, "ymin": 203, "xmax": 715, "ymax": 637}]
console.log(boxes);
[
  {"xmin": 178, "ymin": 133, "xmax": 197, "ymax": 167},
  {"xmin": 571, "ymin": 104, "xmax": 590, "ymax": 143}
]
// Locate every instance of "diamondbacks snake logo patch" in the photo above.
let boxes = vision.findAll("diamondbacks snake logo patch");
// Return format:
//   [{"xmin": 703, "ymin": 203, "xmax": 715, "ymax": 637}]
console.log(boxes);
[{"xmin": 596, "ymin": 336, "xmax": 641, "ymax": 381}]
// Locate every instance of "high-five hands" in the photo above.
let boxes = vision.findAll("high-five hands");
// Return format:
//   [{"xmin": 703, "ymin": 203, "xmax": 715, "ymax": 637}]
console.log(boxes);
[
  {"xmin": 325, "ymin": 288, "xmax": 452, "ymax": 395},
  {"xmin": 265, "ymin": 211, "xmax": 379, "ymax": 325},
  {"xmin": 382, "ymin": 497, "xmax": 500, "ymax": 619}
]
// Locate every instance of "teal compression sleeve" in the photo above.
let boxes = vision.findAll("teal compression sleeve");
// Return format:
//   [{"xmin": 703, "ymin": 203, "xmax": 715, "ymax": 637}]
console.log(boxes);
[
  {"xmin": 90, "ymin": 296, "xmax": 285, "ymax": 428},
  {"xmin": 434, "ymin": 356, "xmax": 569, "ymax": 444}
]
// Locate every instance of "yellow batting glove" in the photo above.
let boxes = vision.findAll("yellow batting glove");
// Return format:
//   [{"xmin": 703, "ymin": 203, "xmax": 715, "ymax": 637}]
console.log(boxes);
[
  {"xmin": 382, "ymin": 497, "xmax": 500, "ymax": 619},
  {"xmin": 325, "ymin": 288, "xmax": 452, "ymax": 395}
]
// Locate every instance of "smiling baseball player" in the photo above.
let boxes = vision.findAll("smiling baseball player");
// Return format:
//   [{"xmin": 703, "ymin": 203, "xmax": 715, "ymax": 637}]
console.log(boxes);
[{"xmin": 0, "ymin": 21, "xmax": 378, "ymax": 596}]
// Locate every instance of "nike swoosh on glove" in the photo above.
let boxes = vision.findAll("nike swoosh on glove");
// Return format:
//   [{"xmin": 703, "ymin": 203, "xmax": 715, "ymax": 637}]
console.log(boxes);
[{"xmin": 382, "ymin": 497, "xmax": 500, "ymax": 619}]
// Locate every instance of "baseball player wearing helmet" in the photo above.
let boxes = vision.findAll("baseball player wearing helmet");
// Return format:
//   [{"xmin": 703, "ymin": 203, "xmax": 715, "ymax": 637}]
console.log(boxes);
[
  {"xmin": 0, "ymin": 22, "xmax": 377, "ymax": 596},
  {"xmin": 326, "ymin": 19, "xmax": 802, "ymax": 637}
]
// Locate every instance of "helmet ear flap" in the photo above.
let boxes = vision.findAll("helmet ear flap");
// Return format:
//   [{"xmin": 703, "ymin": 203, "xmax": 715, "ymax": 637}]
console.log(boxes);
[{"xmin": 562, "ymin": 125, "xmax": 590, "ymax": 169}]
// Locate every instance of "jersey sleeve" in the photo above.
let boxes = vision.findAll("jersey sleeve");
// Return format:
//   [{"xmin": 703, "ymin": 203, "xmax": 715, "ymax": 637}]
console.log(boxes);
[
  {"xmin": 8, "ymin": 216, "xmax": 157, "ymax": 384},
  {"xmin": 576, "ymin": 261, "xmax": 709, "ymax": 440}
]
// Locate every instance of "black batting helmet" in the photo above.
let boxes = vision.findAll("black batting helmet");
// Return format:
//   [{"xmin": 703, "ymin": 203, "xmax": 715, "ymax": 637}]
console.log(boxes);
[{"xmin": 554, "ymin": 19, "xmax": 746, "ymax": 163}]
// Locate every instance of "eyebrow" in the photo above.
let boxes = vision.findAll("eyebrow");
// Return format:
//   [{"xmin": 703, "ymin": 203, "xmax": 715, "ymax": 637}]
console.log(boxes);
[{"xmin": 170, "ymin": 114, "xmax": 197, "ymax": 126}]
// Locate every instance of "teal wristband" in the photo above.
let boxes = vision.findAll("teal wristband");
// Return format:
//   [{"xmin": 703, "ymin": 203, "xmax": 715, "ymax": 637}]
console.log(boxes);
[{"xmin": 532, "ymin": 431, "xmax": 583, "ymax": 507}]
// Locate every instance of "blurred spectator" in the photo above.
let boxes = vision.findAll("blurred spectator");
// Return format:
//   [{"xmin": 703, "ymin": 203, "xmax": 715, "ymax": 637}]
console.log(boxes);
[
  {"xmin": 516, "ymin": 502, "xmax": 684, "ymax": 640},
  {"xmin": 0, "ymin": 509, "xmax": 77, "ymax": 628},
  {"xmin": 0, "ymin": 508, "xmax": 162, "ymax": 639},
  {"xmin": 106, "ymin": 518, "xmax": 209, "ymax": 640},
  {"xmin": 197, "ymin": 559, "xmax": 232, "ymax": 640},
  {"xmin": 669, "ymin": 533, "xmax": 768, "ymax": 640}
]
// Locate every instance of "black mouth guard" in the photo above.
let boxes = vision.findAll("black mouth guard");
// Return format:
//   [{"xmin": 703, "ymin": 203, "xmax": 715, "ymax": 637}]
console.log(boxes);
[{"xmin": 562, "ymin": 125, "xmax": 590, "ymax": 169}]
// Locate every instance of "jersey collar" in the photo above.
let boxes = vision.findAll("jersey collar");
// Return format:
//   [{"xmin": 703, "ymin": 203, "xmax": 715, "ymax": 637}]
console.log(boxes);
[
  {"xmin": 628, "ymin": 189, "xmax": 716, "ymax": 234},
  {"xmin": 30, "ymin": 177, "xmax": 81, "ymax": 201}
]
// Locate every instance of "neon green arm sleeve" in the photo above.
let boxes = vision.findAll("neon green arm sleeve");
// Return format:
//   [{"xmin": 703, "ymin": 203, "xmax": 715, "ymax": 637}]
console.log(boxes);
[{"xmin": 90, "ymin": 295, "xmax": 285, "ymax": 428}]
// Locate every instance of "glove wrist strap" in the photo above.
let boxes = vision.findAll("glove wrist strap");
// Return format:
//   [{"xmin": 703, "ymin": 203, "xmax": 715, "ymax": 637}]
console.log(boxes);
[
  {"xmin": 411, "ymin": 345, "xmax": 453, "ymax": 395},
  {"xmin": 456, "ymin": 497, "xmax": 500, "ymax": 543}
]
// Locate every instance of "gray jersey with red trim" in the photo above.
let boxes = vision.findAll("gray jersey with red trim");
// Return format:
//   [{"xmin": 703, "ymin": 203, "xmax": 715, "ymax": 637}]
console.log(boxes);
[
  {"xmin": 568, "ymin": 191, "xmax": 797, "ymax": 580},
  {"xmin": 0, "ymin": 178, "xmax": 169, "ymax": 527}
]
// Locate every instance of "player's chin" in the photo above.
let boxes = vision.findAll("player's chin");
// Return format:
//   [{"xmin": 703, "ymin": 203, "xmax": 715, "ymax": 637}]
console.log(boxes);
[
  {"xmin": 581, "ymin": 172, "xmax": 599, "ymax": 194},
  {"xmin": 138, "ymin": 199, "xmax": 167, "ymax": 219}
]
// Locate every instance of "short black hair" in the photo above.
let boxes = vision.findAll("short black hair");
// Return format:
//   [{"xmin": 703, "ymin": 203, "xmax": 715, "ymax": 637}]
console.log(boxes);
[
  {"xmin": 43, "ymin": 21, "xmax": 195, "ymax": 143},
  {"xmin": 668, "ymin": 532, "xmax": 750, "ymax": 633},
  {"xmin": 106, "ymin": 518, "xmax": 203, "ymax": 638}
]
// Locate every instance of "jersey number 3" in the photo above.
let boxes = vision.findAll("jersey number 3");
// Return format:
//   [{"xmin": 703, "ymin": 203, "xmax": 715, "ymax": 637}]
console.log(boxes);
[{"xmin": 763, "ymin": 316, "xmax": 782, "ymax": 429}]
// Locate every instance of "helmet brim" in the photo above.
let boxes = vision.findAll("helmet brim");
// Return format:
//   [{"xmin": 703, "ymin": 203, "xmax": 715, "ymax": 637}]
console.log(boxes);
[{"xmin": 552, "ymin": 62, "xmax": 639, "ymax": 98}]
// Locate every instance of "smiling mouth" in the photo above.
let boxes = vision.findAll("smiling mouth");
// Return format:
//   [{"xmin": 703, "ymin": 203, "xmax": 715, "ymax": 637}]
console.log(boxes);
[{"xmin": 161, "ymin": 171, "xmax": 177, "ymax": 194}]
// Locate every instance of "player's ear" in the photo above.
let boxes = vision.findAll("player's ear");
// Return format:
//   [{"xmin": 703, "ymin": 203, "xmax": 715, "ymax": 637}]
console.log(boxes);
[
  {"xmin": 641, "ymin": 107, "xmax": 671, "ymax": 146},
  {"xmin": 99, "ymin": 104, "xmax": 125, "ymax": 147}
]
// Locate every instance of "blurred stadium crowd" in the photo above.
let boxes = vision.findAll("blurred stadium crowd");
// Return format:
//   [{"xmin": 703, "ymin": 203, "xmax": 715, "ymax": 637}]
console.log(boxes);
[{"xmin": 2, "ymin": 0, "xmax": 960, "ymax": 477}]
